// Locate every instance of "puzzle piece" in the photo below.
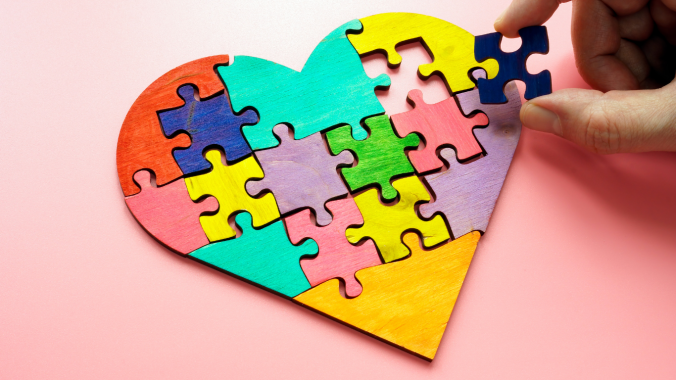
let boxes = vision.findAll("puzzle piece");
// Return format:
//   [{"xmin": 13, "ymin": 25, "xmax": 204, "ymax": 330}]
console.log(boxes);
[
  {"xmin": 125, "ymin": 170, "xmax": 218, "ymax": 254},
  {"xmin": 347, "ymin": 13, "xmax": 499, "ymax": 94},
  {"xmin": 295, "ymin": 231, "xmax": 480, "ymax": 361},
  {"xmin": 474, "ymin": 26, "xmax": 552, "ymax": 103},
  {"xmin": 158, "ymin": 85, "xmax": 258, "ymax": 176},
  {"xmin": 184, "ymin": 150, "xmax": 280, "ymax": 242},
  {"xmin": 190, "ymin": 212, "xmax": 317, "ymax": 298},
  {"xmin": 117, "ymin": 55, "xmax": 229, "ymax": 196},
  {"xmin": 391, "ymin": 89, "xmax": 488, "ymax": 173},
  {"xmin": 245, "ymin": 125, "xmax": 353, "ymax": 226},
  {"xmin": 217, "ymin": 20, "xmax": 390, "ymax": 150},
  {"xmin": 346, "ymin": 175, "xmax": 449, "ymax": 262},
  {"xmin": 285, "ymin": 198, "xmax": 382, "ymax": 298},
  {"xmin": 326, "ymin": 115, "xmax": 419, "ymax": 201},
  {"xmin": 420, "ymin": 76, "xmax": 521, "ymax": 237}
]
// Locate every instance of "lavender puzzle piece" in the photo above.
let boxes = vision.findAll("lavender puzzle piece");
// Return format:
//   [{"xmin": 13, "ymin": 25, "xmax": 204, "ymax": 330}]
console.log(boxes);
[
  {"xmin": 246, "ymin": 125, "xmax": 354, "ymax": 226},
  {"xmin": 419, "ymin": 71, "xmax": 521, "ymax": 238}
]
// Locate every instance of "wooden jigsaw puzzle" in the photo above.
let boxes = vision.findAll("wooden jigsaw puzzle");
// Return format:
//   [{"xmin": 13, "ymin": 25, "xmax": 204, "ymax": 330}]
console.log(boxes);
[{"xmin": 116, "ymin": 12, "xmax": 552, "ymax": 361}]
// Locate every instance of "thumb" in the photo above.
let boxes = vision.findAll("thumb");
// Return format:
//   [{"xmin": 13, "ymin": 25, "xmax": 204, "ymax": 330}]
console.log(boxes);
[{"xmin": 520, "ymin": 84, "xmax": 676, "ymax": 153}]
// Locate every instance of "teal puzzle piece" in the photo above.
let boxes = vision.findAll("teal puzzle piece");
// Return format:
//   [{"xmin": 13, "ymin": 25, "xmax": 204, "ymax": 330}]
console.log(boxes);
[
  {"xmin": 217, "ymin": 20, "xmax": 390, "ymax": 150},
  {"xmin": 189, "ymin": 212, "xmax": 318, "ymax": 298}
]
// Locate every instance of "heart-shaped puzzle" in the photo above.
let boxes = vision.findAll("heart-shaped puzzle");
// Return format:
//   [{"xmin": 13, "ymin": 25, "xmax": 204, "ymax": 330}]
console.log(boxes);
[{"xmin": 117, "ymin": 12, "xmax": 551, "ymax": 360}]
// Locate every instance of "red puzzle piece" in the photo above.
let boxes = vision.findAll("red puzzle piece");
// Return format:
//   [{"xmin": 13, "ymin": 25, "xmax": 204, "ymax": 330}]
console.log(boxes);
[
  {"xmin": 391, "ymin": 89, "xmax": 488, "ymax": 174},
  {"xmin": 284, "ymin": 198, "xmax": 382, "ymax": 298}
]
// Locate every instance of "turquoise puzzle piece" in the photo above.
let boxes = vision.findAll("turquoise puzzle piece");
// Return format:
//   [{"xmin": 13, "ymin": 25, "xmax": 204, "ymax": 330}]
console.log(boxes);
[{"xmin": 217, "ymin": 20, "xmax": 391, "ymax": 150}]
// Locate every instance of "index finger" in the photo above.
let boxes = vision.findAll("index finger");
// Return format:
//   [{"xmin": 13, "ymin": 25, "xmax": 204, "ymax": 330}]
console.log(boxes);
[{"xmin": 494, "ymin": 0, "xmax": 570, "ymax": 38}]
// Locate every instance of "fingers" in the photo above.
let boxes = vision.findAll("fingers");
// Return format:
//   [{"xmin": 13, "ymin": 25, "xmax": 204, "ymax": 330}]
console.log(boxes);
[
  {"xmin": 651, "ymin": 0, "xmax": 676, "ymax": 46},
  {"xmin": 618, "ymin": 5, "xmax": 653, "ymax": 41},
  {"xmin": 520, "ymin": 85, "xmax": 676, "ymax": 153},
  {"xmin": 494, "ymin": 0, "xmax": 569, "ymax": 38}
]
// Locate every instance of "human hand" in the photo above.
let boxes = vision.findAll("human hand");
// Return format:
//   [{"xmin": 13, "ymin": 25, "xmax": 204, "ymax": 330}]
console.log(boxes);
[{"xmin": 494, "ymin": 0, "xmax": 676, "ymax": 153}]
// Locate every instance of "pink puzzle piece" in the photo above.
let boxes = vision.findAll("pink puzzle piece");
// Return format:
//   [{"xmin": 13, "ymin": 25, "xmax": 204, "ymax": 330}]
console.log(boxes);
[
  {"xmin": 391, "ymin": 89, "xmax": 488, "ymax": 174},
  {"xmin": 284, "ymin": 198, "xmax": 382, "ymax": 297},
  {"xmin": 125, "ymin": 170, "xmax": 219, "ymax": 254}
]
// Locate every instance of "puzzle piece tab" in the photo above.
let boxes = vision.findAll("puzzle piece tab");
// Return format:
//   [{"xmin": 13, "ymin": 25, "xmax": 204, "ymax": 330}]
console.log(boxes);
[
  {"xmin": 391, "ymin": 89, "xmax": 488, "ymax": 173},
  {"xmin": 246, "ymin": 125, "xmax": 353, "ymax": 226},
  {"xmin": 347, "ymin": 13, "xmax": 499, "ymax": 94},
  {"xmin": 346, "ymin": 175, "xmax": 450, "ymax": 263},
  {"xmin": 285, "ymin": 198, "xmax": 382, "ymax": 298},
  {"xmin": 158, "ymin": 85, "xmax": 258, "ymax": 176},
  {"xmin": 217, "ymin": 20, "xmax": 390, "ymax": 150},
  {"xmin": 326, "ymin": 115, "xmax": 419, "ymax": 201},
  {"xmin": 184, "ymin": 150, "xmax": 280, "ymax": 242},
  {"xmin": 190, "ymin": 212, "xmax": 317, "ymax": 298},
  {"xmin": 474, "ymin": 26, "xmax": 552, "ymax": 103}
]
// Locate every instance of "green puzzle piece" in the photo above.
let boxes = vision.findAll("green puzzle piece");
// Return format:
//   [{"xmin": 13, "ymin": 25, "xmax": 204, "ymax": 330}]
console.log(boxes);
[
  {"xmin": 189, "ymin": 212, "xmax": 318, "ymax": 298},
  {"xmin": 326, "ymin": 115, "xmax": 420, "ymax": 200},
  {"xmin": 217, "ymin": 20, "xmax": 390, "ymax": 150}
]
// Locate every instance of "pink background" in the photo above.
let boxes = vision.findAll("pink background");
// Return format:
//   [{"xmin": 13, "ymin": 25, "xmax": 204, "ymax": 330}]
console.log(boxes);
[{"xmin": 2, "ymin": 1, "xmax": 676, "ymax": 378}]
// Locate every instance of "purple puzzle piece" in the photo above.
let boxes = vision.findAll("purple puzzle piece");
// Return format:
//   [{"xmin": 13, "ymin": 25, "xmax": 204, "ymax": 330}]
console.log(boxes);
[
  {"xmin": 419, "ymin": 72, "xmax": 521, "ymax": 238},
  {"xmin": 246, "ymin": 125, "xmax": 354, "ymax": 226}
]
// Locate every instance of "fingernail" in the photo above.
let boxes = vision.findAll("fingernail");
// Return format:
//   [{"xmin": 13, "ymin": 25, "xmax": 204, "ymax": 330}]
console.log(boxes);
[{"xmin": 521, "ymin": 103, "xmax": 562, "ymax": 136}]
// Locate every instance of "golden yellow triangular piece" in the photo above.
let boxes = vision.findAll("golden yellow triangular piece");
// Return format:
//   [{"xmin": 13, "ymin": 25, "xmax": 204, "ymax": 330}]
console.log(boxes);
[{"xmin": 294, "ymin": 231, "xmax": 480, "ymax": 360}]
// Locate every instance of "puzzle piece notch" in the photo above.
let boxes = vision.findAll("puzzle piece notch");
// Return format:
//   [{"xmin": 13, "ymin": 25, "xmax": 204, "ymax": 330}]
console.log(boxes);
[
  {"xmin": 285, "ymin": 198, "xmax": 382, "ymax": 298},
  {"xmin": 246, "ymin": 125, "xmax": 354, "ymax": 226},
  {"xmin": 184, "ymin": 150, "xmax": 280, "ymax": 242},
  {"xmin": 218, "ymin": 20, "xmax": 390, "ymax": 150},
  {"xmin": 475, "ymin": 26, "xmax": 552, "ymax": 103},
  {"xmin": 326, "ymin": 115, "xmax": 419, "ymax": 201},
  {"xmin": 346, "ymin": 175, "xmax": 450, "ymax": 263},
  {"xmin": 391, "ymin": 89, "xmax": 488, "ymax": 174}
]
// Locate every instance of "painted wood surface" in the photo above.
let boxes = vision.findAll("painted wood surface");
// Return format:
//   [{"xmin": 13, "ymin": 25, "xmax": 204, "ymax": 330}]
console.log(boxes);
[
  {"xmin": 284, "ymin": 198, "xmax": 382, "ymax": 298},
  {"xmin": 419, "ymin": 76, "xmax": 521, "ymax": 237},
  {"xmin": 295, "ymin": 232, "xmax": 480, "ymax": 361},
  {"xmin": 217, "ymin": 20, "xmax": 390, "ymax": 150},
  {"xmin": 190, "ymin": 212, "xmax": 317, "ymax": 298},
  {"xmin": 326, "ymin": 115, "xmax": 419, "ymax": 201},
  {"xmin": 246, "ymin": 125, "xmax": 353, "ymax": 226},
  {"xmin": 158, "ymin": 85, "xmax": 258, "ymax": 176},
  {"xmin": 391, "ymin": 89, "xmax": 488, "ymax": 173},
  {"xmin": 125, "ymin": 170, "xmax": 218, "ymax": 254},
  {"xmin": 117, "ymin": 55, "xmax": 228, "ymax": 196},
  {"xmin": 184, "ymin": 151, "xmax": 279, "ymax": 242},
  {"xmin": 346, "ymin": 175, "xmax": 449, "ymax": 263},
  {"xmin": 475, "ymin": 26, "xmax": 552, "ymax": 103},
  {"xmin": 347, "ymin": 12, "xmax": 498, "ymax": 94}
]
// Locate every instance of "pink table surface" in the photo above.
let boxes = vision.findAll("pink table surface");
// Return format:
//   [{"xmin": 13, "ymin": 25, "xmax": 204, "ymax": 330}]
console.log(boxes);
[{"xmin": 2, "ymin": 1, "xmax": 676, "ymax": 379}]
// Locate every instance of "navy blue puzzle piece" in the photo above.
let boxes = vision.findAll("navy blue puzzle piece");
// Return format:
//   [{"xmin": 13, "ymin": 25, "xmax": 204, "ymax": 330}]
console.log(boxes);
[
  {"xmin": 475, "ymin": 25, "xmax": 552, "ymax": 104},
  {"xmin": 158, "ymin": 84, "xmax": 258, "ymax": 176}
]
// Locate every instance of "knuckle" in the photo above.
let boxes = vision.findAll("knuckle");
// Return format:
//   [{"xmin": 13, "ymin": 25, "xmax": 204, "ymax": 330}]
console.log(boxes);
[{"xmin": 582, "ymin": 102, "xmax": 624, "ymax": 154}]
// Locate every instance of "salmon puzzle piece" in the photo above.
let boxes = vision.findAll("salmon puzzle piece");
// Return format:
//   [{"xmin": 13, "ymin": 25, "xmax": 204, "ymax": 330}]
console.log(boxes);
[
  {"xmin": 117, "ymin": 55, "xmax": 229, "ymax": 196},
  {"xmin": 284, "ymin": 198, "xmax": 382, "ymax": 298}
]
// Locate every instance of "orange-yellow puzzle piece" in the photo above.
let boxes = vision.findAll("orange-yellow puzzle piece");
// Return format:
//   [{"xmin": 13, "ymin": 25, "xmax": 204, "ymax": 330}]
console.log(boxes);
[
  {"xmin": 185, "ymin": 150, "xmax": 280, "ymax": 242},
  {"xmin": 348, "ymin": 12, "xmax": 499, "ymax": 93},
  {"xmin": 295, "ymin": 232, "xmax": 480, "ymax": 361},
  {"xmin": 346, "ymin": 175, "xmax": 450, "ymax": 263}
]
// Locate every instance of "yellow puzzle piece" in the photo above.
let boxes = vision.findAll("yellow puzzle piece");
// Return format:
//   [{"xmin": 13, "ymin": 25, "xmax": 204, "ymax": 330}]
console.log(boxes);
[
  {"xmin": 348, "ymin": 12, "xmax": 499, "ymax": 93},
  {"xmin": 347, "ymin": 175, "xmax": 450, "ymax": 262},
  {"xmin": 184, "ymin": 150, "xmax": 280, "ymax": 242},
  {"xmin": 295, "ymin": 232, "xmax": 480, "ymax": 361}
]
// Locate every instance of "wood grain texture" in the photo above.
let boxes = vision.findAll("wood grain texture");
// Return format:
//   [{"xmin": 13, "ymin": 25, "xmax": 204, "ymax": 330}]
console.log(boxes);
[
  {"xmin": 158, "ymin": 85, "xmax": 258, "ymax": 176},
  {"xmin": 295, "ymin": 232, "xmax": 480, "ymax": 361},
  {"xmin": 346, "ymin": 175, "xmax": 449, "ymax": 263},
  {"xmin": 217, "ymin": 20, "xmax": 390, "ymax": 150},
  {"xmin": 419, "ymin": 76, "xmax": 521, "ymax": 237},
  {"xmin": 284, "ymin": 198, "xmax": 382, "ymax": 298},
  {"xmin": 184, "ymin": 151, "xmax": 280, "ymax": 242},
  {"xmin": 246, "ymin": 125, "xmax": 353, "ymax": 226},
  {"xmin": 391, "ymin": 89, "xmax": 488, "ymax": 173},
  {"xmin": 326, "ymin": 115, "xmax": 419, "ymax": 201},
  {"xmin": 475, "ymin": 26, "xmax": 552, "ymax": 103},
  {"xmin": 125, "ymin": 170, "xmax": 218, "ymax": 254},
  {"xmin": 190, "ymin": 212, "xmax": 317, "ymax": 298},
  {"xmin": 117, "ymin": 55, "xmax": 228, "ymax": 196},
  {"xmin": 347, "ymin": 12, "xmax": 498, "ymax": 94}
]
